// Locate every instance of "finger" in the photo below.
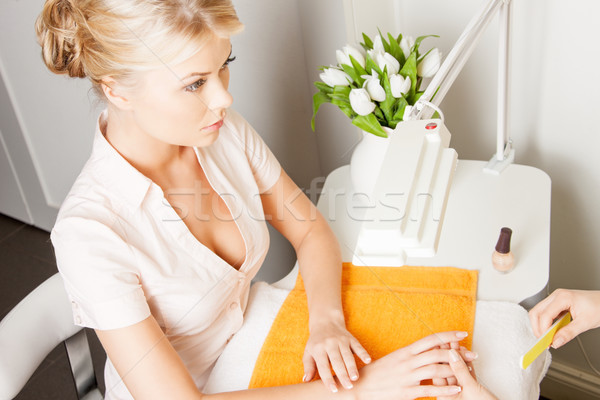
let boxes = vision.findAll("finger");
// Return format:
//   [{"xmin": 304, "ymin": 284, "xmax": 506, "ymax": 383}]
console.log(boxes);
[
  {"xmin": 447, "ymin": 376, "xmax": 458, "ymax": 386},
  {"xmin": 412, "ymin": 363, "xmax": 454, "ymax": 383},
  {"xmin": 350, "ymin": 337, "xmax": 372, "ymax": 364},
  {"xmin": 410, "ymin": 348, "xmax": 456, "ymax": 369},
  {"xmin": 409, "ymin": 385, "xmax": 462, "ymax": 399},
  {"xmin": 340, "ymin": 345, "xmax": 359, "ymax": 381},
  {"xmin": 552, "ymin": 321, "xmax": 585, "ymax": 348},
  {"xmin": 449, "ymin": 349, "xmax": 478, "ymax": 387},
  {"xmin": 529, "ymin": 290, "xmax": 560, "ymax": 337},
  {"xmin": 432, "ymin": 377, "xmax": 449, "ymax": 386},
  {"xmin": 531, "ymin": 290, "xmax": 571, "ymax": 338},
  {"xmin": 314, "ymin": 355, "xmax": 337, "ymax": 393},
  {"xmin": 328, "ymin": 350, "xmax": 353, "ymax": 389},
  {"xmin": 408, "ymin": 331, "xmax": 468, "ymax": 355},
  {"xmin": 301, "ymin": 351, "xmax": 317, "ymax": 382}
]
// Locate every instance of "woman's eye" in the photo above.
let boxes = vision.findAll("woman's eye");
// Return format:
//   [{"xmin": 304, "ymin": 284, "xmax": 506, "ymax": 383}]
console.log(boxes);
[
  {"xmin": 184, "ymin": 79, "xmax": 206, "ymax": 92},
  {"xmin": 221, "ymin": 55, "xmax": 236, "ymax": 70}
]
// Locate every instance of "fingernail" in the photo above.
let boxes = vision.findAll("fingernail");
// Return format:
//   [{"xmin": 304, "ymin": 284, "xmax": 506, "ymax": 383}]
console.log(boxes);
[
  {"xmin": 552, "ymin": 338, "xmax": 565, "ymax": 348},
  {"xmin": 330, "ymin": 384, "xmax": 338, "ymax": 393},
  {"xmin": 302, "ymin": 374, "xmax": 308, "ymax": 382},
  {"xmin": 351, "ymin": 374, "xmax": 358, "ymax": 381},
  {"xmin": 456, "ymin": 331, "xmax": 468, "ymax": 339},
  {"xmin": 450, "ymin": 386, "xmax": 462, "ymax": 394},
  {"xmin": 466, "ymin": 351, "xmax": 478, "ymax": 360},
  {"xmin": 365, "ymin": 357, "xmax": 372, "ymax": 363},
  {"xmin": 344, "ymin": 382, "xmax": 353, "ymax": 389},
  {"xmin": 449, "ymin": 349, "xmax": 460, "ymax": 362},
  {"xmin": 468, "ymin": 366, "xmax": 473, "ymax": 371}
]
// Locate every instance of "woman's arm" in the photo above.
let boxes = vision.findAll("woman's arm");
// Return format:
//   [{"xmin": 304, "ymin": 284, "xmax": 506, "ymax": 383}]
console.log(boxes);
[
  {"xmin": 260, "ymin": 171, "xmax": 370, "ymax": 391},
  {"xmin": 97, "ymin": 318, "xmax": 466, "ymax": 400}
]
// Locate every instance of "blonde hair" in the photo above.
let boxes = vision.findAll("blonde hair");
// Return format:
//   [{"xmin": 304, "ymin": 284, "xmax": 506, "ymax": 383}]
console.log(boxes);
[{"xmin": 35, "ymin": 0, "xmax": 243, "ymax": 94}]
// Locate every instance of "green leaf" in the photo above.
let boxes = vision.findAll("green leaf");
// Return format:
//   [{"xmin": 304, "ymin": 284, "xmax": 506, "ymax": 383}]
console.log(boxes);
[
  {"xmin": 339, "ymin": 105, "xmax": 355, "ymax": 119},
  {"xmin": 329, "ymin": 85, "xmax": 352, "ymax": 106},
  {"xmin": 311, "ymin": 91, "xmax": 331, "ymax": 131},
  {"xmin": 314, "ymin": 81, "xmax": 333, "ymax": 94},
  {"xmin": 352, "ymin": 114, "xmax": 388, "ymax": 137},
  {"xmin": 341, "ymin": 63, "xmax": 363, "ymax": 86},
  {"xmin": 333, "ymin": 85, "xmax": 352, "ymax": 97},
  {"xmin": 374, "ymin": 106, "xmax": 385, "ymax": 120},
  {"xmin": 388, "ymin": 32, "xmax": 405, "ymax": 65},
  {"xmin": 378, "ymin": 28, "xmax": 391, "ymax": 53},
  {"xmin": 399, "ymin": 52, "xmax": 418, "ymax": 97},
  {"xmin": 392, "ymin": 96, "xmax": 408, "ymax": 121},
  {"xmin": 379, "ymin": 71, "xmax": 395, "ymax": 121},
  {"xmin": 349, "ymin": 55, "xmax": 368, "ymax": 79},
  {"xmin": 365, "ymin": 53, "xmax": 382, "ymax": 76},
  {"xmin": 362, "ymin": 32, "xmax": 374, "ymax": 50},
  {"xmin": 397, "ymin": 33, "xmax": 403, "ymax": 43},
  {"xmin": 414, "ymin": 34, "xmax": 439, "ymax": 58}
]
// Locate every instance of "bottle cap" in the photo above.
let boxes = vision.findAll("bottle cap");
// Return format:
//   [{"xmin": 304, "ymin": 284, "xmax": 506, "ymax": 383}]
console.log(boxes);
[{"xmin": 495, "ymin": 227, "xmax": 512, "ymax": 254}]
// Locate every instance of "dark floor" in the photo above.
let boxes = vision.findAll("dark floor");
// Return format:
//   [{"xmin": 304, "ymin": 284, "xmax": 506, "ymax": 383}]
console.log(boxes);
[
  {"xmin": 0, "ymin": 212, "xmax": 553, "ymax": 399},
  {"xmin": 0, "ymin": 213, "xmax": 106, "ymax": 399}
]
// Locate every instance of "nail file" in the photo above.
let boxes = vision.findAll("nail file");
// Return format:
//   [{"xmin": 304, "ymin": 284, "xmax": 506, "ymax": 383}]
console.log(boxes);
[{"xmin": 520, "ymin": 311, "xmax": 572, "ymax": 370}]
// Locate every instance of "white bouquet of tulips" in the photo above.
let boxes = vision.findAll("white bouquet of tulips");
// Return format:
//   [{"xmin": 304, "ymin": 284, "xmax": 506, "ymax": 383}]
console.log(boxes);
[{"xmin": 311, "ymin": 32, "xmax": 442, "ymax": 137}]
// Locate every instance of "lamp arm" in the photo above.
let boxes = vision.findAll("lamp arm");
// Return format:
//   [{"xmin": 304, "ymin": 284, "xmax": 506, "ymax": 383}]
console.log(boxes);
[{"xmin": 408, "ymin": 0, "xmax": 510, "ymax": 121}]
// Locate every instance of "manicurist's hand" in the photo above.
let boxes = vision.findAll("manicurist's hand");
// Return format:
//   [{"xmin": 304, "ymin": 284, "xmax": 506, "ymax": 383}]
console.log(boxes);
[
  {"xmin": 350, "ymin": 331, "xmax": 468, "ymax": 400},
  {"xmin": 437, "ymin": 348, "xmax": 498, "ymax": 400},
  {"xmin": 302, "ymin": 315, "xmax": 371, "ymax": 392},
  {"xmin": 529, "ymin": 289, "xmax": 600, "ymax": 348}
]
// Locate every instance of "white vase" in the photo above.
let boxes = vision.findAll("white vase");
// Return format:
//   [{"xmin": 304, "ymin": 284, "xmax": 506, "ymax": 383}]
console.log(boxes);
[{"xmin": 349, "ymin": 127, "xmax": 394, "ymax": 199}]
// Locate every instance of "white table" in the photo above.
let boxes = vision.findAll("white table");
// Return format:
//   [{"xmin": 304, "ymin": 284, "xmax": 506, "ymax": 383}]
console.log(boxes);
[{"xmin": 279, "ymin": 160, "xmax": 551, "ymax": 306}]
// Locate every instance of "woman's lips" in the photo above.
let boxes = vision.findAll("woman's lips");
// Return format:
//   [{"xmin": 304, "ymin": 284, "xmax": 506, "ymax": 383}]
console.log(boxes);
[{"xmin": 203, "ymin": 119, "xmax": 224, "ymax": 132}]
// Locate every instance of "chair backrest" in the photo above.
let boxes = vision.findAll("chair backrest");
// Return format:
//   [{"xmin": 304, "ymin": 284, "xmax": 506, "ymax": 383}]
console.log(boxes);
[{"xmin": 0, "ymin": 273, "xmax": 103, "ymax": 400}]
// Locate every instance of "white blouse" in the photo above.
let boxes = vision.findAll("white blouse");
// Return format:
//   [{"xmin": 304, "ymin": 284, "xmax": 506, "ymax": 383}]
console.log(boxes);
[{"xmin": 51, "ymin": 109, "xmax": 282, "ymax": 399}]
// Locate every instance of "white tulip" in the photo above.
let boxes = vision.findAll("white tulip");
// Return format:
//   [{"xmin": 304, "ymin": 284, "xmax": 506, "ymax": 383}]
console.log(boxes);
[
  {"xmin": 319, "ymin": 67, "xmax": 352, "ymax": 87},
  {"xmin": 400, "ymin": 35, "xmax": 415, "ymax": 59},
  {"xmin": 336, "ymin": 44, "xmax": 366, "ymax": 67},
  {"xmin": 390, "ymin": 74, "xmax": 411, "ymax": 98},
  {"xmin": 376, "ymin": 52, "xmax": 400, "ymax": 75},
  {"xmin": 403, "ymin": 105, "xmax": 414, "ymax": 121},
  {"xmin": 373, "ymin": 34, "xmax": 385, "ymax": 54},
  {"xmin": 417, "ymin": 48, "xmax": 442, "ymax": 78},
  {"xmin": 349, "ymin": 88, "xmax": 376, "ymax": 116},
  {"xmin": 363, "ymin": 71, "xmax": 386, "ymax": 102}
]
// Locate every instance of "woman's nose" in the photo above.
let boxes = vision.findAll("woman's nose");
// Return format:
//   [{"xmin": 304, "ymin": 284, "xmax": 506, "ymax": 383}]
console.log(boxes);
[{"xmin": 206, "ymin": 77, "xmax": 233, "ymax": 111}]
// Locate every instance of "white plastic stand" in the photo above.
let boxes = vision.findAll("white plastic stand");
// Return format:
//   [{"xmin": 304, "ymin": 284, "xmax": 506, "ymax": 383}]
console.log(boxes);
[{"xmin": 351, "ymin": 119, "xmax": 457, "ymax": 266}]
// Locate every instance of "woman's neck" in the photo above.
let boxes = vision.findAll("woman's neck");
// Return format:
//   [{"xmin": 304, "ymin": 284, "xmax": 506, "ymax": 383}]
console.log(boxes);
[{"xmin": 103, "ymin": 106, "xmax": 191, "ymax": 181}]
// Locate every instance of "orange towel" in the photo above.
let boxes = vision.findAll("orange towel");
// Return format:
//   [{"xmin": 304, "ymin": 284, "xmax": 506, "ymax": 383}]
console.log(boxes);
[{"xmin": 249, "ymin": 263, "xmax": 478, "ymax": 398}]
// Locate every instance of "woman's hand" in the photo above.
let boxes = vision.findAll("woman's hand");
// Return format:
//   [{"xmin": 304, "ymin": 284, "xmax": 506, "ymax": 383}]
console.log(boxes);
[
  {"xmin": 302, "ymin": 316, "xmax": 371, "ymax": 392},
  {"xmin": 437, "ymin": 349, "xmax": 498, "ymax": 400},
  {"xmin": 529, "ymin": 289, "xmax": 600, "ymax": 348},
  {"xmin": 351, "ymin": 331, "xmax": 468, "ymax": 400}
]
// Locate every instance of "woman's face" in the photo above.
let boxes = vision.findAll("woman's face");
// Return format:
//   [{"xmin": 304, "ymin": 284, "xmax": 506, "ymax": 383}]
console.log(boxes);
[{"xmin": 125, "ymin": 35, "xmax": 234, "ymax": 148}]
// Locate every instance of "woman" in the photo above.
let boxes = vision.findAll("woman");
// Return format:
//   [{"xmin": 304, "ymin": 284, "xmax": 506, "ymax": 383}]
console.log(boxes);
[{"xmin": 37, "ymin": 1, "xmax": 471, "ymax": 399}]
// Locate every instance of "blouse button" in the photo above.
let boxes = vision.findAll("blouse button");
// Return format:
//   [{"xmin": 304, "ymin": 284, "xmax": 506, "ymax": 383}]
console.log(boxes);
[
  {"xmin": 71, "ymin": 301, "xmax": 78, "ymax": 309},
  {"xmin": 229, "ymin": 302, "xmax": 238, "ymax": 311},
  {"xmin": 75, "ymin": 316, "xmax": 82, "ymax": 324}
]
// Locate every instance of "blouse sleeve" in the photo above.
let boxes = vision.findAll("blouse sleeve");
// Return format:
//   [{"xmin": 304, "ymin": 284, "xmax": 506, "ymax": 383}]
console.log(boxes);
[
  {"xmin": 51, "ymin": 207, "xmax": 150, "ymax": 330},
  {"xmin": 226, "ymin": 109, "xmax": 282, "ymax": 193}
]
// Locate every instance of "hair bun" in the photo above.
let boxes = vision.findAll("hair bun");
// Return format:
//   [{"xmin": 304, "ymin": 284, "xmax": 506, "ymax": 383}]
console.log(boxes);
[{"xmin": 35, "ymin": 0, "xmax": 86, "ymax": 78}]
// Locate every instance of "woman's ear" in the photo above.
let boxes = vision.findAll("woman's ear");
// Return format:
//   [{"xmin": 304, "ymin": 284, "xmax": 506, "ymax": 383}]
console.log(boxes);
[{"xmin": 101, "ymin": 78, "xmax": 133, "ymax": 110}]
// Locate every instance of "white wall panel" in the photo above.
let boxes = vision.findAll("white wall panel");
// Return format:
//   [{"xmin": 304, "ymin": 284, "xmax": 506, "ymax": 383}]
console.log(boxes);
[
  {"xmin": 0, "ymin": 0, "xmax": 100, "ymax": 213},
  {"xmin": 0, "ymin": 129, "xmax": 30, "ymax": 224}
]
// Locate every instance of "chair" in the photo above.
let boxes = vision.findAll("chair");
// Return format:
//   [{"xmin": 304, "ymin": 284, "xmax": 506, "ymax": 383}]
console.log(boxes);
[{"xmin": 0, "ymin": 273, "xmax": 103, "ymax": 400}]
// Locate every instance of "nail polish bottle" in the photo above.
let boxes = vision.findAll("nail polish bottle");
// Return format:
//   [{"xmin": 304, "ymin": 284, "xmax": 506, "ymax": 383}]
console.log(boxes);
[{"xmin": 492, "ymin": 227, "xmax": 515, "ymax": 273}]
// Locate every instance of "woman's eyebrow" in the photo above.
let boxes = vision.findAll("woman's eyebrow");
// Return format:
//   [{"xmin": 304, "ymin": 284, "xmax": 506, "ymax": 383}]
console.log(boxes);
[{"xmin": 182, "ymin": 47, "xmax": 234, "ymax": 81}]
